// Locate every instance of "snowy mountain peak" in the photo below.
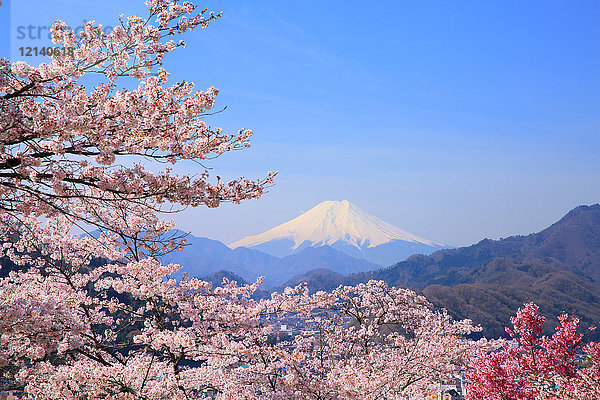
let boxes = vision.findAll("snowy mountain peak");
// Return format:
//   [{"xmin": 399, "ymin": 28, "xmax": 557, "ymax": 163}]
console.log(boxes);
[{"xmin": 230, "ymin": 200, "xmax": 442, "ymax": 251}]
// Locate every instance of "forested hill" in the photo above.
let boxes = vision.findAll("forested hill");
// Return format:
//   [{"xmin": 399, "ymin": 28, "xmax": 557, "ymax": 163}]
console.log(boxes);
[{"xmin": 356, "ymin": 204, "xmax": 600, "ymax": 289}]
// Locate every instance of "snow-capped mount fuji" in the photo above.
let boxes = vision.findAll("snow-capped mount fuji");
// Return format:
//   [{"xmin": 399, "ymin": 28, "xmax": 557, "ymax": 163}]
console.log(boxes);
[{"xmin": 230, "ymin": 200, "xmax": 447, "ymax": 267}]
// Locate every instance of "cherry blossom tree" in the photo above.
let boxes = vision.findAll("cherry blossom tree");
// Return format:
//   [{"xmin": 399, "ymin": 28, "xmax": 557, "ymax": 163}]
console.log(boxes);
[
  {"xmin": 0, "ymin": 0, "xmax": 275, "ymax": 234},
  {"xmin": 466, "ymin": 302, "xmax": 600, "ymax": 400},
  {"xmin": 1, "ymin": 1, "xmax": 490, "ymax": 398},
  {"xmin": 0, "ymin": 0, "xmax": 272, "ymax": 395},
  {"xmin": 238, "ymin": 281, "xmax": 494, "ymax": 400}
]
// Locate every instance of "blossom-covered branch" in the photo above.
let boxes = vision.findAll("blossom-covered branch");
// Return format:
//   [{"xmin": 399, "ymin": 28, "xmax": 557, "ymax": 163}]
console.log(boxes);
[{"xmin": 0, "ymin": 0, "xmax": 275, "ymax": 235}]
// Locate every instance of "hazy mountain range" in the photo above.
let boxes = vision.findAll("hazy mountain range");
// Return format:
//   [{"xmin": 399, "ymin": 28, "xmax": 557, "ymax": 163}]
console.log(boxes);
[
  {"xmin": 164, "ymin": 200, "xmax": 444, "ymax": 287},
  {"xmin": 162, "ymin": 232, "xmax": 380, "ymax": 288}
]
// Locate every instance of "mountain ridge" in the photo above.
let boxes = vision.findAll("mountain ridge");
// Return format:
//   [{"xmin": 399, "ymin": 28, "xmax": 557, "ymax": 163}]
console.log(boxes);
[
  {"xmin": 161, "ymin": 234, "xmax": 379, "ymax": 288},
  {"xmin": 355, "ymin": 203, "xmax": 600, "ymax": 288}
]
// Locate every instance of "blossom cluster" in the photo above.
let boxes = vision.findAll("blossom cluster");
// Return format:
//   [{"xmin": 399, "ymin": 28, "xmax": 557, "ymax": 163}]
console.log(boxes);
[{"xmin": 0, "ymin": 0, "xmax": 275, "ymax": 232}]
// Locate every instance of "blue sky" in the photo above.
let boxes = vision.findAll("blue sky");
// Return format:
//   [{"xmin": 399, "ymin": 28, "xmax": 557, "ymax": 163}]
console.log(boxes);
[{"xmin": 2, "ymin": 0, "xmax": 600, "ymax": 246}]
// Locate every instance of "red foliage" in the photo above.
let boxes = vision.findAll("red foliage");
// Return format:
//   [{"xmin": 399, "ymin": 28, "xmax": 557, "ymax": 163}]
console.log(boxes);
[{"xmin": 467, "ymin": 302, "xmax": 600, "ymax": 399}]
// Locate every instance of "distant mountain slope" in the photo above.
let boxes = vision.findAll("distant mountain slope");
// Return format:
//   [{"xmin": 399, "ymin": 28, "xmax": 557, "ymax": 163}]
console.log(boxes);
[
  {"xmin": 276, "ymin": 268, "xmax": 346, "ymax": 294},
  {"xmin": 260, "ymin": 246, "xmax": 378, "ymax": 288},
  {"xmin": 196, "ymin": 270, "xmax": 250, "ymax": 287},
  {"xmin": 161, "ymin": 234, "xmax": 279, "ymax": 283},
  {"xmin": 517, "ymin": 204, "xmax": 600, "ymax": 281},
  {"xmin": 162, "ymin": 233, "xmax": 380, "ymax": 288},
  {"xmin": 230, "ymin": 200, "xmax": 446, "ymax": 266},
  {"xmin": 423, "ymin": 259, "xmax": 600, "ymax": 338}
]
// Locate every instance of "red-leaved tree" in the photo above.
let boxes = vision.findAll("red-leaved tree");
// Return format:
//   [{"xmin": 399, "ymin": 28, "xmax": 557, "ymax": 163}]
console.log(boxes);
[{"xmin": 467, "ymin": 302, "xmax": 600, "ymax": 400}]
